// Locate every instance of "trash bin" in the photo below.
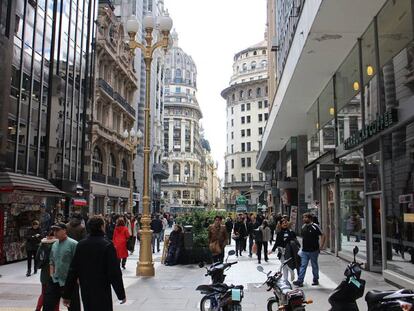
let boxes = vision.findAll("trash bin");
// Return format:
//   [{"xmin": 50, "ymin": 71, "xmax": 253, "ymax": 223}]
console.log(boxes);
[{"xmin": 183, "ymin": 225, "xmax": 193, "ymax": 250}]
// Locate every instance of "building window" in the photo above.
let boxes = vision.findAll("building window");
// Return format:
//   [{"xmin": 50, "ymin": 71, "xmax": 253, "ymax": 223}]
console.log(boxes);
[
  {"xmin": 241, "ymin": 104, "xmax": 245, "ymax": 111},
  {"xmin": 258, "ymin": 114, "xmax": 263, "ymax": 122},
  {"xmin": 247, "ymin": 116, "xmax": 251, "ymax": 123},
  {"xmin": 247, "ymin": 157, "xmax": 251, "ymax": 167},
  {"xmin": 241, "ymin": 143, "xmax": 245, "ymax": 152},
  {"xmin": 231, "ymin": 107, "xmax": 234, "ymax": 114},
  {"xmin": 109, "ymin": 153, "xmax": 116, "ymax": 177},
  {"xmin": 258, "ymin": 101, "xmax": 263, "ymax": 109},
  {"xmin": 231, "ymin": 145, "xmax": 234, "ymax": 153},
  {"xmin": 231, "ymin": 174, "xmax": 235, "ymax": 182},
  {"xmin": 121, "ymin": 159, "xmax": 128, "ymax": 180},
  {"xmin": 259, "ymin": 172, "xmax": 263, "ymax": 181},
  {"xmin": 242, "ymin": 63, "xmax": 247, "ymax": 71},
  {"xmin": 246, "ymin": 142, "xmax": 251, "ymax": 151},
  {"xmin": 248, "ymin": 89, "xmax": 252, "ymax": 97},
  {"xmin": 232, "ymin": 94, "xmax": 235, "ymax": 101},
  {"xmin": 264, "ymin": 100, "xmax": 268, "ymax": 108},
  {"xmin": 231, "ymin": 159, "xmax": 234, "ymax": 169},
  {"xmin": 241, "ymin": 129, "xmax": 245, "ymax": 137},
  {"xmin": 258, "ymin": 127, "xmax": 263, "ymax": 135},
  {"xmin": 251, "ymin": 61, "xmax": 256, "ymax": 70},
  {"xmin": 231, "ymin": 132, "xmax": 234, "ymax": 139},
  {"xmin": 239, "ymin": 90, "xmax": 244, "ymax": 99},
  {"xmin": 262, "ymin": 50, "xmax": 266, "ymax": 55},
  {"xmin": 231, "ymin": 119, "xmax": 234, "ymax": 127},
  {"xmin": 241, "ymin": 173, "xmax": 246, "ymax": 182},
  {"xmin": 247, "ymin": 173, "xmax": 251, "ymax": 182},
  {"xmin": 241, "ymin": 116, "xmax": 245, "ymax": 124},
  {"xmin": 92, "ymin": 147, "xmax": 103, "ymax": 174},
  {"xmin": 247, "ymin": 129, "xmax": 251, "ymax": 136},
  {"xmin": 183, "ymin": 190, "xmax": 190, "ymax": 199},
  {"xmin": 256, "ymin": 87, "xmax": 262, "ymax": 97},
  {"xmin": 246, "ymin": 103, "xmax": 251, "ymax": 111},
  {"xmin": 241, "ymin": 158, "xmax": 245, "ymax": 167},
  {"xmin": 264, "ymin": 113, "xmax": 269, "ymax": 121},
  {"xmin": 175, "ymin": 87, "xmax": 181, "ymax": 93}
]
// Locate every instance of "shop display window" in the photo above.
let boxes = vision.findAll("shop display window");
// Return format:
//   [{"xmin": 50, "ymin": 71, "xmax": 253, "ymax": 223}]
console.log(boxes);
[
  {"xmin": 306, "ymin": 101, "xmax": 319, "ymax": 162},
  {"xmin": 339, "ymin": 150, "xmax": 366, "ymax": 261},
  {"xmin": 383, "ymin": 122, "xmax": 414, "ymax": 279}
]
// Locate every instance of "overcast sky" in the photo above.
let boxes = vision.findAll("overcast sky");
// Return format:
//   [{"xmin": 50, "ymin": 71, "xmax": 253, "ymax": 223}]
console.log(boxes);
[{"xmin": 164, "ymin": 0, "xmax": 267, "ymax": 179}]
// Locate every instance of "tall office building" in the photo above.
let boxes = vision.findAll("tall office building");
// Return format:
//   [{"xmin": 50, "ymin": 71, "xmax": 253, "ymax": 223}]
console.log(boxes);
[
  {"xmin": 0, "ymin": 0, "xmax": 96, "ymax": 263},
  {"xmin": 221, "ymin": 40, "xmax": 268, "ymax": 210}
]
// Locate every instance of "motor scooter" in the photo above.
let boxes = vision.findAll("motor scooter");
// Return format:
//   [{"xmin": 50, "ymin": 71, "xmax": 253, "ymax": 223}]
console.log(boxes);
[{"xmin": 328, "ymin": 246, "xmax": 414, "ymax": 311}]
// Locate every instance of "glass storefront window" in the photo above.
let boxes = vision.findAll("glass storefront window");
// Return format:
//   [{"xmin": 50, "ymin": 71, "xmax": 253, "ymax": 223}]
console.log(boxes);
[
  {"xmin": 307, "ymin": 101, "xmax": 319, "ymax": 162},
  {"xmin": 337, "ymin": 94, "xmax": 362, "ymax": 145},
  {"xmin": 339, "ymin": 150, "xmax": 366, "ymax": 261},
  {"xmin": 362, "ymin": 22, "xmax": 376, "ymax": 85},
  {"xmin": 378, "ymin": 0, "xmax": 413, "ymax": 68},
  {"xmin": 383, "ymin": 121, "xmax": 414, "ymax": 279},
  {"xmin": 365, "ymin": 150, "xmax": 381, "ymax": 193}
]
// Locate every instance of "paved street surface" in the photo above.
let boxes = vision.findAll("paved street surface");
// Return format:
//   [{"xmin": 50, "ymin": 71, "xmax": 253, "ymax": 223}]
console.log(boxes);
[{"xmin": 0, "ymin": 239, "xmax": 397, "ymax": 311}]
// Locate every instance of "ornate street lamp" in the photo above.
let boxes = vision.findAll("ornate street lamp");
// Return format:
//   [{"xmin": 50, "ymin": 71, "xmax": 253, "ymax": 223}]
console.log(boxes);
[
  {"xmin": 126, "ymin": 13, "xmax": 173, "ymax": 277},
  {"xmin": 123, "ymin": 128, "xmax": 143, "ymax": 214}
]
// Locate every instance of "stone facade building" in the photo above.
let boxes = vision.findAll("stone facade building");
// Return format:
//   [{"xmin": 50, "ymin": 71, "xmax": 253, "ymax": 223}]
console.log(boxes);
[
  {"xmin": 221, "ymin": 41, "xmax": 268, "ymax": 210},
  {"xmin": 161, "ymin": 32, "xmax": 203, "ymax": 208}
]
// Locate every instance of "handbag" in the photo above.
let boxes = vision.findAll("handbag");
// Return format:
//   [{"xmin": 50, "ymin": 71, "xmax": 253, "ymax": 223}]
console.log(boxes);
[
  {"xmin": 126, "ymin": 236, "xmax": 134, "ymax": 251},
  {"xmin": 252, "ymin": 242, "xmax": 257, "ymax": 254}
]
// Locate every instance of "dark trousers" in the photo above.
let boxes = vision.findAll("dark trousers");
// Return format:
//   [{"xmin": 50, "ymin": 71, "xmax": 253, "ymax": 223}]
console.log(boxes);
[
  {"xmin": 227, "ymin": 231, "xmax": 232, "ymax": 245},
  {"xmin": 26, "ymin": 250, "xmax": 37, "ymax": 273},
  {"xmin": 235, "ymin": 238, "xmax": 243, "ymax": 256},
  {"xmin": 119, "ymin": 258, "xmax": 127, "ymax": 268},
  {"xmin": 43, "ymin": 279, "xmax": 80, "ymax": 311},
  {"xmin": 256, "ymin": 241, "xmax": 268, "ymax": 262},
  {"xmin": 212, "ymin": 251, "xmax": 224, "ymax": 263},
  {"xmin": 242, "ymin": 237, "xmax": 247, "ymax": 251}
]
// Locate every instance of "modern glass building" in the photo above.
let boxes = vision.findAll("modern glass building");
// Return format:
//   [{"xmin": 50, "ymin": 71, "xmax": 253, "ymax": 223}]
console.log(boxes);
[
  {"xmin": 260, "ymin": 0, "xmax": 414, "ymax": 287},
  {"xmin": 0, "ymin": 0, "xmax": 96, "ymax": 263}
]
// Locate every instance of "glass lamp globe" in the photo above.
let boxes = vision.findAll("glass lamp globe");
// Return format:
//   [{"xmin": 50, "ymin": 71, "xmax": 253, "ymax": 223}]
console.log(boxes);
[
  {"xmin": 123, "ymin": 129, "xmax": 129, "ymax": 139},
  {"xmin": 143, "ymin": 15, "xmax": 155, "ymax": 30},
  {"xmin": 126, "ymin": 16, "xmax": 139, "ymax": 34},
  {"xmin": 159, "ymin": 15, "xmax": 173, "ymax": 32}
]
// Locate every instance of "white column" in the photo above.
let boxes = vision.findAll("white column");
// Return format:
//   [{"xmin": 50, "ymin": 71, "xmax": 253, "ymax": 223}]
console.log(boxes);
[
  {"xmin": 190, "ymin": 120, "xmax": 194, "ymax": 153},
  {"xmin": 181, "ymin": 120, "xmax": 186, "ymax": 152},
  {"xmin": 189, "ymin": 162, "xmax": 193, "ymax": 183},
  {"xmin": 169, "ymin": 119, "xmax": 174, "ymax": 151},
  {"xmin": 180, "ymin": 160, "xmax": 185, "ymax": 182}
]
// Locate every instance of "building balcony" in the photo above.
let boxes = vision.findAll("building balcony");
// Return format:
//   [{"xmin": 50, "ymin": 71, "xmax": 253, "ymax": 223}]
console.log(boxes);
[
  {"xmin": 120, "ymin": 179, "xmax": 130, "ymax": 188},
  {"xmin": 223, "ymin": 180, "xmax": 266, "ymax": 189},
  {"xmin": 107, "ymin": 176, "xmax": 120, "ymax": 186},
  {"xmin": 153, "ymin": 163, "xmax": 169, "ymax": 180},
  {"xmin": 92, "ymin": 172, "xmax": 106, "ymax": 183},
  {"xmin": 97, "ymin": 78, "xmax": 136, "ymax": 119}
]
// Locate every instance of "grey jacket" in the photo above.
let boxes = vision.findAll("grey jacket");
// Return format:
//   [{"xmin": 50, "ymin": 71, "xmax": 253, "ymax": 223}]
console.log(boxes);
[{"xmin": 260, "ymin": 226, "xmax": 272, "ymax": 242}]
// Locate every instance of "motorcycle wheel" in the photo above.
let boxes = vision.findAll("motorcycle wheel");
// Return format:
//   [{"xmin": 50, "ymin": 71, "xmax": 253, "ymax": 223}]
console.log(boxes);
[
  {"xmin": 231, "ymin": 304, "xmax": 242, "ymax": 311},
  {"xmin": 267, "ymin": 298, "xmax": 279, "ymax": 311},
  {"xmin": 200, "ymin": 296, "xmax": 213, "ymax": 311}
]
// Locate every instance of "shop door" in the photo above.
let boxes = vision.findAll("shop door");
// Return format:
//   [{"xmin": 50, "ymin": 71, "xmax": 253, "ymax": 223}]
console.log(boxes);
[{"xmin": 368, "ymin": 196, "xmax": 382, "ymax": 271}]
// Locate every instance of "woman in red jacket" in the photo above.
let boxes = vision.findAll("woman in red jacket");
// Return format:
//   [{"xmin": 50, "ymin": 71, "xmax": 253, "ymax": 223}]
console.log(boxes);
[{"xmin": 112, "ymin": 217, "xmax": 130, "ymax": 269}]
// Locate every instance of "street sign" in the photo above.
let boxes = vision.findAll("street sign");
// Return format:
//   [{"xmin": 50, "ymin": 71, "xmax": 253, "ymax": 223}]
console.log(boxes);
[{"xmin": 236, "ymin": 195, "xmax": 247, "ymax": 206}]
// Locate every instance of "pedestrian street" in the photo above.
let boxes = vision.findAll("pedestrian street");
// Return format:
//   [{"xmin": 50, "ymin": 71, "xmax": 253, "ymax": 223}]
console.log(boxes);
[{"xmin": 0, "ymin": 240, "xmax": 396, "ymax": 311}]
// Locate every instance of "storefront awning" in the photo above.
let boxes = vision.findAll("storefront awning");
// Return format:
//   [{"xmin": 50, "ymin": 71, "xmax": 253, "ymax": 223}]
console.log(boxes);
[
  {"xmin": 0, "ymin": 172, "xmax": 65, "ymax": 195},
  {"xmin": 72, "ymin": 198, "xmax": 87, "ymax": 206}
]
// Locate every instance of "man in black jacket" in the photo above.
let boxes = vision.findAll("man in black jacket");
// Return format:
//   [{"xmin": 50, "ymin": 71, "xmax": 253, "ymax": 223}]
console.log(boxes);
[
  {"xmin": 233, "ymin": 214, "xmax": 248, "ymax": 256},
  {"xmin": 25, "ymin": 220, "xmax": 42, "ymax": 276},
  {"xmin": 224, "ymin": 216, "xmax": 233, "ymax": 245},
  {"xmin": 62, "ymin": 216, "xmax": 126, "ymax": 311},
  {"xmin": 150, "ymin": 214, "xmax": 163, "ymax": 253}
]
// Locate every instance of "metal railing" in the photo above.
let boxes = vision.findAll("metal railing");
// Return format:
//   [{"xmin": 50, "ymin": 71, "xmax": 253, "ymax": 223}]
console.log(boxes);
[
  {"xmin": 107, "ymin": 176, "xmax": 120, "ymax": 186},
  {"xmin": 92, "ymin": 172, "xmax": 106, "ymax": 183},
  {"xmin": 97, "ymin": 78, "xmax": 136, "ymax": 117}
]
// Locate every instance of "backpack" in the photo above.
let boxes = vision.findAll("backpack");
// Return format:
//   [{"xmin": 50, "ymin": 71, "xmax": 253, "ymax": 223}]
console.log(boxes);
[{"xmin": 254, "ymin": 228, "xmax": 263, "ymax": 242}]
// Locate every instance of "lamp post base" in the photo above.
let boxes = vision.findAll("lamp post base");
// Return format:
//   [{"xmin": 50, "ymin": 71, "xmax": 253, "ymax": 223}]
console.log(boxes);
[{"xmin": 136, "ymin": 225, "xmax": 154, "ymax": 276}]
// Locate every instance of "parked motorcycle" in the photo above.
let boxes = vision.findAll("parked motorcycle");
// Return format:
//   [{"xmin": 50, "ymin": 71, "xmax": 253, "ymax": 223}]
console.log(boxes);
[
  {"xmin": 196, "ymin": 250, "xmax": 244, "ymax": 311},
  {"xmin": 328, "ymin": 246, "xmax": 414, "ymax": 311},
  {"xmin": 257, "ymin": 258, "xmax": 312, "ymax": 311}
]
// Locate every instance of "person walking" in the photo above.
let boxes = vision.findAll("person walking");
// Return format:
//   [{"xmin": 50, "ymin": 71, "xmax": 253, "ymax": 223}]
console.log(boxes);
[
  {"xmin": 233, "ymin": 215, "xmax": 247, "ymax": 257},
  {"xmin": 35, "ymin": 231, "xmax": 58, "ymax": 311},
  {"xmin": 224, "ymin": 216, "xmax": 233, "ymax": 246},
  {"xmin": 256, "ymin": 220, "xmax": 271, "ymax": 264},
  {"xmin": 269, "ymin": 219, "xmax": 300, "ymax": 281},
  {"xmin": 160, "ymin": 215, "xmax": 168, "ymax": 243},
  {"xmin": 150, "ymin": 215, "xmax": 163, "ymax": 253},
  {"xmin": 126, "ymin": 215, "xmax": 139, "ymax": 254},
  {"xmin": 208, "ymin": 216, "xmax": 228, "ymax": 263},
  {"xmin": 62, "ymin": 216, "xmax": 126, "ymax": 311},
  {"xmin": 43, "ymin": 223, "xmax": 80, "ymax": 311},
  {"xmin": 40, "ymin": 206, "xmax": 52, "ymax": 235},
  {"xmin": 293, "ymin": 213, "xmax": 326, "ymax": 287},
  {"xmin": 25, "ymin": 220, "xmax": 42, "ymax": 277},
  {"xmin": 66, "ymin": 213, "xmax": 87, "ymax": 242},
  {"xmin": 247, "ymin": 214, "xmax": 257, "ymax": 257},
  {"xmin": 112, "ymin": 218, "xmax": 130, "ymax": 269}
]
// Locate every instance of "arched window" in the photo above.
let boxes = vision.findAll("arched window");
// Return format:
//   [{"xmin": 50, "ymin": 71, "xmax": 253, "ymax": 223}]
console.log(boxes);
[
  {"xmin": 92, "ymin": 147, "xmax": 103, "ymax": 174},
  {"xmin": 121, "ymin": 159, "xmax": 127, "ymax": 180},
  {"xmin": 253, "ymin": 50, "xmax": 257, "ymax": 56},
  {"xmin": 174, "ymin": 190, "xmax": 181, "ymax": 199},
  {"xmin": 248, "ymin": 89, "xmax": 252, "ymax": 97},
  {"xmin": 256, "ymin": 87, "xmax": 262, "ymax": 97},
  {"xmin": 184, "ymin": 162, "xmax": 190, "ymax": 181},
  {"xmin": 231, "ymin": 93, "xmax": 235, "ymax": 101},
  {"xmin": 261, "ymin": 60, "xmax": 267, "ymax": 68},
  {"xmin": 175, "ymin": 69, "xmax": 182, "ymax": 78},
  {"xmin": 109, "ymin": 153, "xmax": 116, "ymax": 177},
  {"xmin": 239, "ymin": 90, "xmax": 244, "ymax": 100},
  {"xmin": 183, "ymin": 190, "xmax": 190, "ymax": 199},
  {"xmin": 173, "ymin": 162, "xmax": 180, "ymax": 181},
  {"xmin": 251, "ymin": 61, "xmax": 256, "ymax": 70},
  {"xmin": 242, "ymin": 63, "xmax": 247, "ymax": 72},
  {"xmin": 185, "ymin": 70, "xmax": 190, "ymax": 79},
  {"xmin": 165, "ymin": 68, "xmax": 170, "ymax": 79}
]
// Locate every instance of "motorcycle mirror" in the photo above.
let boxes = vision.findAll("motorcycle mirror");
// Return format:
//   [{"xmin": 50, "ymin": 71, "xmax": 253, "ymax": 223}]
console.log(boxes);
[
  {"xmin": 353, "ymin": 246, "xmax": 359, "ymax": 256},
  {"xmin": 198, "ymin": 262, "xmax": 205, "ymax": 268},
  {"xmin": 228, "ymin": 250, "xmax": 236, "ymax": 256},
  {"xmin": 267, "ymin": 270, "xmax": 272, "ymax": 276},
  {"xmin": 257, "ymin": 266, "xmax": 264, "ymax": 273}
]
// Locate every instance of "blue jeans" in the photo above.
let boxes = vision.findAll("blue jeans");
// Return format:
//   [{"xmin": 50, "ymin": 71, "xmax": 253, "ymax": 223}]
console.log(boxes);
[{"xmin": 297, "ymin": 250, "xmax": 319, "ymax": 283}]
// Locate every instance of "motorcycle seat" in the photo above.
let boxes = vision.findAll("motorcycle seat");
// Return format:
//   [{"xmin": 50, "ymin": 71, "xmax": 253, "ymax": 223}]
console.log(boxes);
[
  {"xmin": 233, "ymin": 285, "xmax": 244, "ymax": 290},
  {"xmin": 365, "ymin": 290, "xmax": 397, "ymax": 304}
]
